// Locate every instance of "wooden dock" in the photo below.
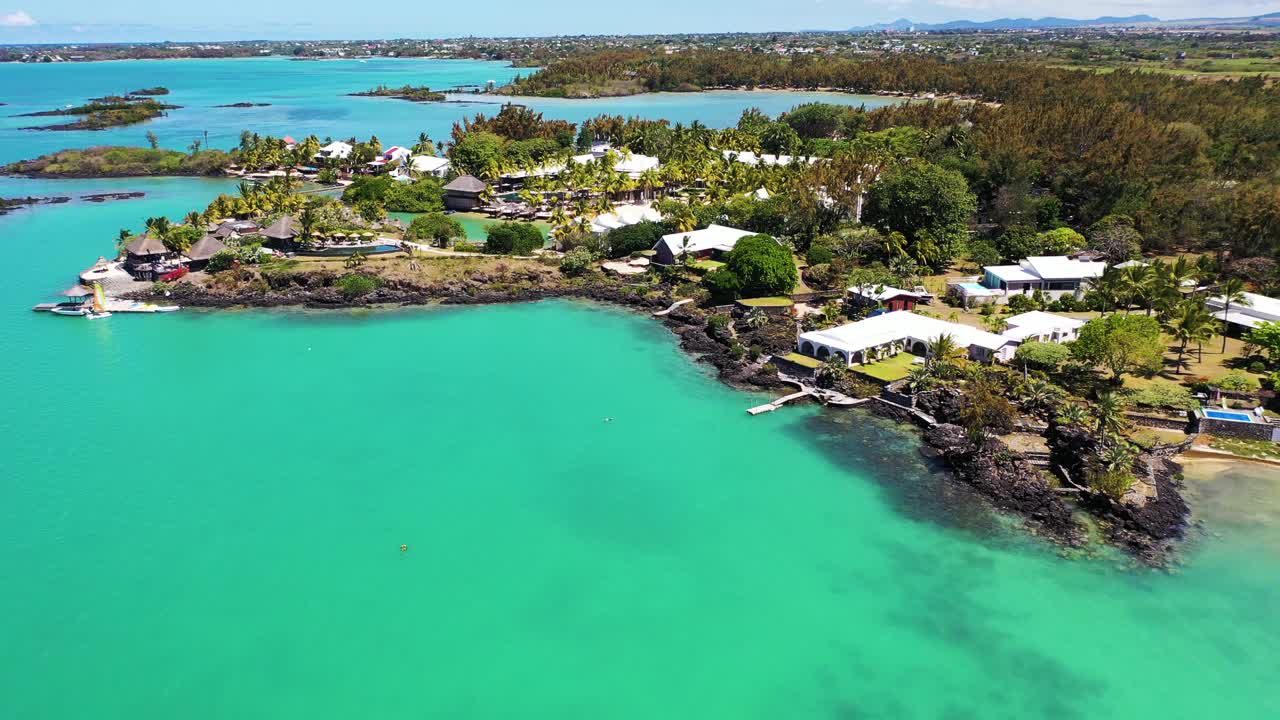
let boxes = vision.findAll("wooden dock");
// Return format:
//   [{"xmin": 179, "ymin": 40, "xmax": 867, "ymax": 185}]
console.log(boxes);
[{"xmin": 747, "ymin": 390, "xmax": 812, "ymax": 415}]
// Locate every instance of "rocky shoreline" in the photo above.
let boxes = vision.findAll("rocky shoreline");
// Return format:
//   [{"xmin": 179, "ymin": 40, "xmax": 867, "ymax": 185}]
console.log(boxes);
[{"xmin": 127, "ymin": 273, "xmax": 1188, "ymax": 565}]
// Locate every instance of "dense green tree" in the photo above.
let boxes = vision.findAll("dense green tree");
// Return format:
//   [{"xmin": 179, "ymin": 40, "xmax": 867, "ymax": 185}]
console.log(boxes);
[
  {"xmin": 1072, "ymin": 314, "xmax": 1165, "ymax": 382},
  {"xmin": 449, "ymin": 131, "xmax": 506, "ymax": 177},
  {"xmin": 485, "ymin": 222, "xmax": 544, "ymax": 255},
  {"xmin": 1014, "ymin": 341, "xmax": 1071, "ymax": 374},
  {"xmin": 863, "ymin": 160, "xmax": 977, "ymax": 270},
  {"xmin": 406, "ymin": 213, "xmax": 465, "ymax": 247},
  {"xmin": 604, "ymin": 221, "xmax": 664, "ymax": 259},
  {"xmin": 711, "ymin": 234, "xmax": 797, "ymax": 298}
]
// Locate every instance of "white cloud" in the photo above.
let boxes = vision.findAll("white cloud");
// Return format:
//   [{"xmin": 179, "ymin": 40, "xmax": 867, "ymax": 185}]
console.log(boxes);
[{"xmin": 1, "ymin": 10, "xmax": 36, "ymax": 27}]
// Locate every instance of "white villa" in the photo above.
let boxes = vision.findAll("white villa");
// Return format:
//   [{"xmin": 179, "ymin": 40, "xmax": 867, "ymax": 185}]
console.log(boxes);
[
  {"xmin": 314, "ymin": 141, "xmax": 353, "ymax": 161},
  {"xmin": 406, "ymin": 155, "xmax": 451, "ymax": 178},
  {"xmin": 950, "ymin": 255, "xmax": 1107, "ymax": 306},
  {"xmin": 722, "ymin": 150, "xmax": 816, "ymax": 167},
  {"xmin": 366, "ymin": 146, "xmax": 411, "ymax": 172},
  {"xmin": 1206, "ymin": 291, "xmax": 1280, "ymax": 334},
  {"xmin": 798, "ymin": 311, "xmax": 1012, "ymax": 365},
  {"xmin": 653, "ymin": 224, "xmax": 755, "ymax": 265},
  {"xmin": 1001, "ymin": 311, "xmax": 1084, "ymax": 344},
  {"xmin": 797, "ymin": 310, "xmax": 1085, "ymax": 367}
]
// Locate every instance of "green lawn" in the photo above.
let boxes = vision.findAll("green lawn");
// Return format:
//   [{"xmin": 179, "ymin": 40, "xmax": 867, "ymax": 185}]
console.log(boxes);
[
  {"xmin": 738, "ymin": 296, "xmax": 794, "ymax": 308},
  {"xmin": 851, "ymin": 352, "xmax": 918, "ymax": 382},
  {"xmin": 1207, "ymin": 436, "xmax": 1280, "ymax": 460},
  {"xmin": 778, "ymin": 352, "xmax": 821, "ymax": 369},
  {"xmin": 689, "ymin": 259, "xmax": 725, "ymax": 272}
]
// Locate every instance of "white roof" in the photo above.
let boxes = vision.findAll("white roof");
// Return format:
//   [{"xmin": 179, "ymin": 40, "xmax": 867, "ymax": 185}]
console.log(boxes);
[
  {"xmin": 410, "ymin": 156, "xmax": 450, "ymax": 173},
  {"xmin": 985, "ymin": 264, "xmax": 1040, "ymax": 283},
  {"xmin": 801, "ymin": 311, "xmax": 1010, "ymax": 355},
  {"xmin": 657, "ymin": 224, "xmax": 754, "ymax": 257},
  {"xmin": 722, "ymin": 150, "xmax": 814, "ymax": 167},
  {"xmin": 571, "ymin": 151, "xmax": 660, "ymax": 177},
  {"xmin": 588, "ymin": 204, "xmax": 662, "ymax": 234},
  {"xmin": 1211, "ymin": 309, "xmax": 1266, "ymax": 329},
  {"xmin": 849, "ymin": 284, "xmax": 922, "ymax": 301},
  {"xmin": 316, "ymin": 141, "xmax": 353, "ymax": 159},
  {"xmin": 1114, "ymin": 260, "xmax": 1149, "ymax": 268},
  {"xmin": 1022, "ymin": 256, "xmax": 1107, "ymax": 280},
  {"xmin": 1001, "ymin": 311, "xmax": 1084, "ymax": 342},
  {"xmin": 750, "ymin": 187, "xmax": 771, "ymax": 200},
  {"xmin": 1205, "ymin": 292, "xmax": 1280, "ymax": 323}
]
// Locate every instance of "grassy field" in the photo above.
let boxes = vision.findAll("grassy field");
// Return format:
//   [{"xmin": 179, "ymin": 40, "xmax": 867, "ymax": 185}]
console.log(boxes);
[
  {"xmin": 851, "ymin": 351, "xmax": 917, "ymax": 382},
  {"xmin": 739, "ymin": 296, "xmax": 794, "ymax": 308}
]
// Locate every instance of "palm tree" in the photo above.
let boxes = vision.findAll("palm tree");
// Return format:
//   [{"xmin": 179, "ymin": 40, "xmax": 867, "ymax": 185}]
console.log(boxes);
[
  {"xmin": 1123, "ymin": 264, "xmax": 1153, "ymax": 314},
  {"xmin": 925, "ymin": 333, "xmax": 966, "ymax": 376},
  {"xmin": 1216, "ymin": 277, "xmax": 1250, "ymax": 353},
  {"xmin": 906, "ymin": 365, "xmax": 937, "ymax": 393},
  {"xmin": 1055, "ymin": 403, "xmax": 1089, "ymax": 427},
  {"xmin": 1020, "ymin": 379, "xmax": 1056, "ymax": 414},
  {"xmin": 1101, "ymin": 442, "xmax": 1139, "ymax": 473},
  {"xmin": 344, "ymin": 251, "xmax": 367, "ymax": 270},
  {"xmin": 1163, "ymin": 299, "xmax": 1215, "ymax": 373},
  {"xmin": 1092, "ymin": 392, "xmax": 1128, "ymax": 438},
  {"xmin": 1092, "ymin": 266, "xmax": 1126, "ymax": 315}
]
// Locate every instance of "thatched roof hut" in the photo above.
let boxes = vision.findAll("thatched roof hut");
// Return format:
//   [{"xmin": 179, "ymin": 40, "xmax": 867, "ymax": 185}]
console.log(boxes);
[
  {"xmin": 187, "ymin": 235, "xmax": 228, "ymax": 262},
  {"xmin": 125, "ymin": 233, "xmax": 169, "ymax": 257},
  {"xmin": 61, "ymin": 285, "xmax": 93, "ymax": 297},
  {"xmin": 260, "ymin": 215, "xmax": 298, "ymax": 241}
]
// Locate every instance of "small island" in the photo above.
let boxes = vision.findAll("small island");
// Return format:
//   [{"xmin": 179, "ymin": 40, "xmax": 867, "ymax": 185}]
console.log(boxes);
[
  {"xmin": 349, "ymin": 85, "xmax": 447, "ymax": 103},
  {"xmin": 215, "ymin": 102, "xmax": 272, "ymax": 108},
  {"xmin": 4, "ymin": 146, "xmax": 231, "ymax": 177},
  {"xmin": 18, "ymin": 96, "xmax": 179, "ymax": 131}
]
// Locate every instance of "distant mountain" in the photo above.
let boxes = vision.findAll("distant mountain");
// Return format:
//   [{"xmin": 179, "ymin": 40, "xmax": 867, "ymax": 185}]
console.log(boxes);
[{"xmin": 848, "ymin": 15, "xmax": 1165, "ymax": 32}]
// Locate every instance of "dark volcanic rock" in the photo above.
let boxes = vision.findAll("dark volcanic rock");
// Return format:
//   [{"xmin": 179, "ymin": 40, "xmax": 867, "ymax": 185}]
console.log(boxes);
[{"xmin": 924, "ymin": 424, "xmax": 1084, "ymax": 545}]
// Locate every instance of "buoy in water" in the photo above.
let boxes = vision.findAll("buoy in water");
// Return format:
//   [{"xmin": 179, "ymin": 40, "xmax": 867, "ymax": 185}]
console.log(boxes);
[{"xmin": 400, "ymin": 544, "xmax": 408, "ymax": 552}]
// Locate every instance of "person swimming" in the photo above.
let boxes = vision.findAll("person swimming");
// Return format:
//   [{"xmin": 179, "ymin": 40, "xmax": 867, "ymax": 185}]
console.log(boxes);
[{"xmin": 400, "ymin": 544, "xmax": 408, "ymax": 552}]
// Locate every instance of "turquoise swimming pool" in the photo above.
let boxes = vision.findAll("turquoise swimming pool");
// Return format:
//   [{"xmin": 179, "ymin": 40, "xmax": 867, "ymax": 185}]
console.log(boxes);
[{"xmin": 1205, "ymin": 409, "xmax": 1254, "ymax": 423}]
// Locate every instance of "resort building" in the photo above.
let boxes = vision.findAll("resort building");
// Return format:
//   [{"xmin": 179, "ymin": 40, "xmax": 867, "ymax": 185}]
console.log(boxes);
[
  {"xmin": 653, "ymin": 224, "xmax": 755, "ymax": 265},
  {"xmin": 443, "ymin": 175, "xmax": 488, "ymax": 211},
  {"xmin": 848, "ymin": 284, "xmax": 927, "ymax": 312},
  {"xmin": 722, "ymin": 150, "xmax": 814, "ymax": 167},
  {"xmin": 798, "ymin": 311, "xmax": 1013, "ymax": 366},
  {"xmin": 570, "ymin": 150, "xmax": 660, "ymax": 179},
  {"xmin": 123, "ymin": 233, "xmax": 177, "ymax": 281},
  {"xmin": 407, "ymin": 155, "xmax": 451, "ymax": 178},
  {"xmin": 1000, "ymin": 311, "xmax": 1084, "ymax": 344},
  {"xmin": 210, "ymin": 219, "xmax": 260, "ymax": 241},
  {"xmin": 185, "ymin": 234, "xmax": 228, "ymax": 271},
  {"xmin": 1206, "ymin": 291, "xmax": 1280, "ymax": 336},
  {"xmin": 259, "ymin": 215, "xmax": 298, "ymax": 245},
  {"xmin": 588, "ymin": 204, "xmax": 662, "ymax": 234},
  {"xmin": 949, "ymin": 255, "xmax": 1107, "ymax": 306},
  {"xmin": 315, "ymin": 141, "xmax": 353, "ymax": 162}
]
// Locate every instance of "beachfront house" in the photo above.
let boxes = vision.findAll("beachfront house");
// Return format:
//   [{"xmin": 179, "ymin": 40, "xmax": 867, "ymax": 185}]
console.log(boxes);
[
  {"xmin": 444, "ymin": 175, "xmax": 488, "ymax": 211},
  {"xmin": 798, "ymin": 311, "xmax": 1013, "ymax": 366},
  {"xmin": 848, "ymin": 284, "xmax": 927, "ymax": 312},
  {"xmin": 315, "ymin": 141, "xmax": 353, "ymax": 162},
  {"xmin": 407, "ymin": 155, "xmax": 451, "ymax": 178},
  {"xmin": 1206, "ymin": 291, "xmax": 1280, "ymax": 337},
  {"xmin": 123, "ymin": 233, "xmax": 177, "ymax": 281},
  {"xmin": 949, "ymin": 255, "xmax": 1107, "ymax": 306},
  {"xmin": 185, "ymin": 234, "xmax": 228, "ymax": 271},
  {"xmin": 653, "ymin": 224, "xmax": 755, "ymax": 265}
]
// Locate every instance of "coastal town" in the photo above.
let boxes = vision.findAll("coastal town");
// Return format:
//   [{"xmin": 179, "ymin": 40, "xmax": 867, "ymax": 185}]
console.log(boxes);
[
  {"xmin": 22, "ymin": 83, "xmax": 1279, "ymax": 564},
  {"xmin": 5, "ymin": 10, "xmax": 1280, "ymax": 718}
]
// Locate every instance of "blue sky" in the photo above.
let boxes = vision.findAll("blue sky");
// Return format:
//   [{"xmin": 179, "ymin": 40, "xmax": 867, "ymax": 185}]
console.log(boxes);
[{"xmin": 1, "ymin": 2, "xmax": 1276, "ymax": 43}]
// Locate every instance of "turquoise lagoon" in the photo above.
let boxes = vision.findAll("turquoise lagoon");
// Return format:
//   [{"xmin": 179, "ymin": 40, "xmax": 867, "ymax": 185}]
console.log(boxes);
[{"xmin": 0, "ymin": 60, "xmax": 1277, "ymax": 719}]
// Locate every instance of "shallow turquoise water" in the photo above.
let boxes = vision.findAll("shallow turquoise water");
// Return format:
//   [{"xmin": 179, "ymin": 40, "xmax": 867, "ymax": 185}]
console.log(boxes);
[
  {"xmin": 0, "ymin": 56, "xmax": 897, "ymax": 164},
  {"xmin": 1, "ymin": 60, "xmax": 1278, "ymax": 719}
]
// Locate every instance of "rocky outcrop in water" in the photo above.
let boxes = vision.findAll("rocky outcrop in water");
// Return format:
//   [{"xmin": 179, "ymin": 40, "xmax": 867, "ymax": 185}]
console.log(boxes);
[{"xmin": 924, "ymin": 424, "xmax": 1085, "ymax": 545}]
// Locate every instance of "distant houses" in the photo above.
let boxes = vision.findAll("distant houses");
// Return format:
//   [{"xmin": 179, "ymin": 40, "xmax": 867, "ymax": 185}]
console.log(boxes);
[
  {"xmin": 653, "ymin": 224, "xmax": 756, "ymax": 265},
  {"xmin": 365, "ymin": 146, "xmax": 410, "ymax": 173},
  {"xmin": 1206, "ymin": 291, "xmax": 1280, "ymax": 336},
  {"xmin": 314, "ymin": 141, "xmax": 353, "ymax": 162},
  {"xmin": 123, "ymin": 233, "xmax": 177, "ymax": 281},
  {"xmin": 407, "ymin": 155, "xmax": 451, "ymax": 178},
  {"xmin": 184, "ymin": 234, "xmax": 227, "ymax": 271}
]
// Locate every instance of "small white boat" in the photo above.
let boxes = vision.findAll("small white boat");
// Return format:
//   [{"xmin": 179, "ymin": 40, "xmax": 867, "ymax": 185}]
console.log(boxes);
[
  {"xmin": 50, "ymin": 306, "xmax": 90, "ymax": 317},
  {"xmin": 86, "ymin": 311, "xmax": 112, "ymax": 320}
]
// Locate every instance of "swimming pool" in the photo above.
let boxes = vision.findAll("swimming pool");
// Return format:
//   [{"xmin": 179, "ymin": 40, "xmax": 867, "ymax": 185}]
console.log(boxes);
[
  {"xmin": 958, "ymin": 282, "xmax": 992, "ymax": 293},
  {"xmin": 1204, "ymin": 410, "xmax": 1254, "ymax": 422}
]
